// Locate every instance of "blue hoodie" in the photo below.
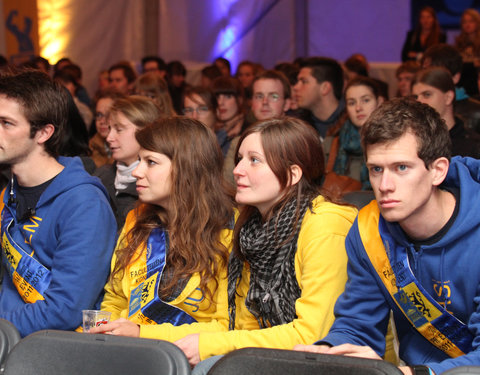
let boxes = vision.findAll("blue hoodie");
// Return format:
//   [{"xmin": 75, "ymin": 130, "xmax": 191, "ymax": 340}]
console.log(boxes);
[
  {"xmin": 320, "ymin": 156, "xmax": 480, "ymax": 374},
  {"xmin": 0, "ymin": 157, "xmax": 117, "ymax": 337}
]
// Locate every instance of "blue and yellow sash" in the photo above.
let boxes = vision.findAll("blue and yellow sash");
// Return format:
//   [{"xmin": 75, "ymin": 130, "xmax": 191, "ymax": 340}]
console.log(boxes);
[
  {"xmin": 0, "ymin": 189, "xmax": 51, "ymax": 304},
  {"xmin": 358, "ymin": 201, "xmax": 473, "ymax": 358},
  {"xmin": 127, "ymin": 227, "xmax": 197, "ymax": 326}
]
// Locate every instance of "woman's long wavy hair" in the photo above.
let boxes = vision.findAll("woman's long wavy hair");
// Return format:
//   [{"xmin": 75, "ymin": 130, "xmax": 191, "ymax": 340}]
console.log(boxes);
[
  {"xmin": 135, "ymin": 73, "xmax": 176, "ymax": 117},
  {"xmin": 412, "ymin": 6, "xmax": 442, "ymax": 48},
  {"xmin": 110, "ymin": 116, "xmax": 234, "ymax": 304},
  {"xmin": 456, "ymin": 9, "xmax": 480, "ymax": 56},
  {"xmin": 233, "ymin": 117, "xmax": 331, "ymax": 258}
]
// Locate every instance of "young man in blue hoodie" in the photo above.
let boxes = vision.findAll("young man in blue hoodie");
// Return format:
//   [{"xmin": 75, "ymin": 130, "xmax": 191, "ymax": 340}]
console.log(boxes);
[
  {"xmin": 0, "ymin": 70, "xmax": 117, "ymax": 337},
  {"xmin": 296, "ymin": 98, "xmax": 480, "ymax": 374}
]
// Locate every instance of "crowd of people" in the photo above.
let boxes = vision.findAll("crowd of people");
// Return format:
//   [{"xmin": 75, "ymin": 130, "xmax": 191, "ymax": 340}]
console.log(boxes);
[{"xmin": 0, "ymin": 6, "xmax": 480, "ymax": 375}]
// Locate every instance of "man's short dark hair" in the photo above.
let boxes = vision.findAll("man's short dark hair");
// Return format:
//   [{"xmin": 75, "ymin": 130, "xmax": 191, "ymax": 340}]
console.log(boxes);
[
  {"xmin": 299, "ymin": 57, "xmax": 344, "ymax": 100},
  {"xmin": 422, "ymin": 44, "xmax": 463, "ymax": 76},
  {"xmin": 344, "ymin": 55, "xmax": 368, "ymax": 77},
  {"xmin": 167, "ymin": 61, "xmax": 187, "ymax": 77},
  {"xmin": 0, "ymin": 70, "xmax": 68, "ymax": 157},
  {"xmin": 108, "ymin": 61, "xmax": 137, "ymax": 83},
  {"xmin": 201, "ymin": 65, "xmax": 222, "ymax": 81},
  {"xmin": 361, "ymin": 97, "xmax": 451, "ymax": 168},
  {"xmin": 252, "ymin": 70, "xmax": 291, "ymax": 99},
  {"xmin": 141, "ymin": 55, "xmax": 166, "ymax": 72}
]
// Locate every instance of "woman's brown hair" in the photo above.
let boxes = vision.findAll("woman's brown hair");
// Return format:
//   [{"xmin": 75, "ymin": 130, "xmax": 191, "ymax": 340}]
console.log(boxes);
[
  {"xmin": 111, "ymin": 116, "xmax": 234, "ymax": 304},
  {"xmin": 413, "ymin": 6, "xmax": 443, "ymax": 48},
  {"xmin": 135, "ymin": 73, "xmax": 176, "ymax": 117}
]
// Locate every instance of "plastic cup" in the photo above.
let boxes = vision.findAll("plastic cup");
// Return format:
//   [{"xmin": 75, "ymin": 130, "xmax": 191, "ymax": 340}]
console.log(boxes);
[{"xmin": 82, "ymin": 310, "xmax": 111, "ymax": 332}]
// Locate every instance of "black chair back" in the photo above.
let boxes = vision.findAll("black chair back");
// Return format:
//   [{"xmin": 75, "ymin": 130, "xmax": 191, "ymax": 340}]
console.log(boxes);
[
  {"xmin": 208, "ymin": 347, "xmax": 402, "ymax": 375},
  {"xmin": 0, "ymin": 319, "xmax": 20, "ymax": 371},
  {"xmin": 3, "ymin": 330, "xmax": 190, "ymax": 375}
]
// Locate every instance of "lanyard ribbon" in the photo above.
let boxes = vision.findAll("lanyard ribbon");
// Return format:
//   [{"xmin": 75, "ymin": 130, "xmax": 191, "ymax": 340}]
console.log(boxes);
[
  {"xmin": 127, "ymin": 227, "xmax": 196, "ymax": 325},
  {"xmin": 1, "ymin": 197, "xmax": 51, "ymax": 304}
]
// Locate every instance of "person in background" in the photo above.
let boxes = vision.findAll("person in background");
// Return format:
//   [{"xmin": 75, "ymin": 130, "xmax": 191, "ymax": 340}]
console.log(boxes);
[
  {"xmin": 94, "ymin": 96, "xmax": 161, "ymax": 229},
  {"xmin": 275, "ymin": 62, "xmax": 310, "ymax": 121},
  {"xmin": 236, "ymin": 61, "xmax": 262, "ymax": 102},
  {"xmin": 175, "ymin": 118, "xmax": 357, "ymax": 374},
  {"xmin": 141, "ymin": 55, "xmax": 167, "ymax": 78},
  {"xmin": 109, "ymin": 61, "xmax": 137, "ymax": 95},
  {"xmin": 412, "ymin": 67, "xmax": 480, "ymax": 159},
  {"xmin": 328, "ymin": 77, "xmax": 384, "ymax": 190},
  {"xmin": 54, "ymin": 57, "xmax": 72, "ymax": 75},
  {"xmin": 32, "ymin": 56, "xmax": 50, "ymax": 75},
  {"xmin": 89, "ymin": 89, "xmax": 125, "ymax": 168},
  {"xmin": 401, "ymin": 6, "xmax": 446, "ymax": 62},
  {"xmin": 54, "ymin": 68, "xmax": 93, "ymax": 131},
  {"xmin": 422, "ymin": 43, "xmax": 480, "ymax": 132},
  {"xmin": 235, "ymin": 61, "xmax": 258, "ymax": 89},
  {"xmin": 183, "ymin": 85, "xmax": 234, "ymax": 184},
  {"xmin": 343, "ymin": 53, "xmax": 389, "ymax": 101},
  {"xmin": 61, "ymin": 63, "xmax": 91, "ymax": 107},
  {"xmin": 294, "ymin": 57, "xmax": 345, "ymax": 139},
  {"xmin": 183, "ymin": 86, "xmax": 218, "ymax": 131},
  {"xmin": 167, "ymin": 60, "xmax": 188, "ymax": 114},
  {"xmin": 97, "ymin": 70, "xmax": 110, "ymax": 92},
  {"xmin": 395, "ymin": 61, "xmax": 421, "ymax": 97},
  {"xmin": 135, "ymin": 72, "xmax": 176, "ymax": 116},
  {"xmin": 90, "ymin": 117, "xmax": 234, "ymax": 343},
  {"xmin": 214, "ymin": 57, "xmax": 231, "ymax": 77},
  {"xmin": 212, "ymin": 76, "xmax": 248, "ymax": 155},
  {"xmin": 251, "ymin": 70, "xmax": 291, "ymax": 121},
  {"xmin": 201, "ymin": 65, "xmax": 222, "ymax": 89},
  {"xmin": 60, "ymin": 90, "xmax": 96, "ymax": 174},
  {"xmin": 455, "ymin": 9, "xmax": 480, "ymax": 64}
]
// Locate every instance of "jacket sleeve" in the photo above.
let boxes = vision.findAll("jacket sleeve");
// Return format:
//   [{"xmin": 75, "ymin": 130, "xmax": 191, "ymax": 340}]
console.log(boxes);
[
  {"xmin": 426, "ymin": 296, "xmax": 480, "ymax": 374},
  {"xmin": 0, "ymin": 185, "xmax": 117, "ymax": 337},
  {"xmin": 319, "ymin": 221, "xmax": 392, "ymax": 354},
  {"xmin": 197, "ymin": 208, "xmax": 355, "ymax": 360}
]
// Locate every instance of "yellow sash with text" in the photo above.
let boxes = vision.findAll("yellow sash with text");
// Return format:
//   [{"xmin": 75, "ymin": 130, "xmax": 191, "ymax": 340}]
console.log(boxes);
[{"xmin": 358, "ymin": 201, "xmax": 473, "ymax": 358}]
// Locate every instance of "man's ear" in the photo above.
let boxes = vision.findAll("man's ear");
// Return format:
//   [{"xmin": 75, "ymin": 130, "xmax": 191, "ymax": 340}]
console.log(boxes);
[
  {"xmin": 290, "ymin": 164, "xmax": 303, "ymax": 186},
  {"xmin": 320, "ymin": 81, "xmax": 332, "ymax": 96},
  {"xmin": 445, "ymin": 90, "xmax": 455, "ymax": 107},
  {"xmin": 283, "ymin": 98, "xmax": 291, "ymax": 113},
  {"xmin": 35, "ymin": 124, "xmax": 55, "ymax": 145},
  {"xmin": 452, "ymin": 72, "xmax": 461, "ymax": 85},
  {"xmin": 430, "ymin": 157, "xmax": 449, "ymax": 187}
]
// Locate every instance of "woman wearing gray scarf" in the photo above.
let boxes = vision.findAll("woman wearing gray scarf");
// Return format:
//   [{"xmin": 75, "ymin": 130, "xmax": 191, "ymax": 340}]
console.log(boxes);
[{"xmin": 176, "ymin": 117, "xmax": 358, "ymax": 373}]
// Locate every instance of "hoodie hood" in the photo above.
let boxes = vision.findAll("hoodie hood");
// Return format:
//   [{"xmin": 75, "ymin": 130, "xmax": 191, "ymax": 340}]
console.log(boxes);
[{"xmin": 34, "ymin": 156, "xmax": 109, "ymax": 208}]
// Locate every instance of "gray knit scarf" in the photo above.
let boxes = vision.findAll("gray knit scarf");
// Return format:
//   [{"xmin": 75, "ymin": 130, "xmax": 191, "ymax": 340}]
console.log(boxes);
[{"xmin": 228, "ymin": 196, "xmax": 310, "ymax": 329}]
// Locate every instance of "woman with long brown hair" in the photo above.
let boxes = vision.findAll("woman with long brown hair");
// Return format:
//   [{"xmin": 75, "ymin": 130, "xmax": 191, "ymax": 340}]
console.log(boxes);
[
  {"xmin": 175, "ymin": 117, "xmax": 357, "ymax": 373},
  {"xmin": 135, "ymin": 72, "xmax": 176, "ymax": 116},
  {"xmin": 401, "ymin": 6, "xmax": 446, "ymax": 62},
  {"xmin": 90, "ymin": 117, "xmax": 234, "ymax": 340},
  {"xmin": 455, "ymin": 8, "xmax": 480, "ymax": 63}
]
